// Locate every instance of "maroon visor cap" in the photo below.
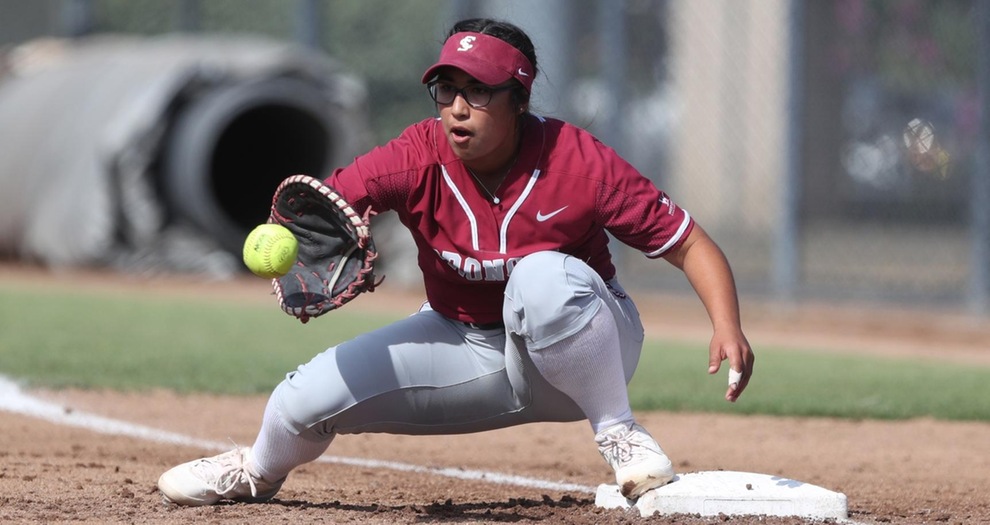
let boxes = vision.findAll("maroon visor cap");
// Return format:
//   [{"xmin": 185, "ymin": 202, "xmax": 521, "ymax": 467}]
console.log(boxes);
[{"xmin": 421, "ymin": 32, "xmax": 534, "ymax": 93}]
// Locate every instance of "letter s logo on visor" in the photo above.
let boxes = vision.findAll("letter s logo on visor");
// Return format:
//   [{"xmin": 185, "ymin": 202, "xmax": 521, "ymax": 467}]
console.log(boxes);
[{"xmin": 457, "ymin": 36, "xmax": 476, "ymax": 52}]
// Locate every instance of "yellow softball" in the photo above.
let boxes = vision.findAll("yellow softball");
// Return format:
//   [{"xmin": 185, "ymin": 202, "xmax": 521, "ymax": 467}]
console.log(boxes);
[{"xmin": 242, "ymin": 224, "xmax": 298, "ymax": 278}]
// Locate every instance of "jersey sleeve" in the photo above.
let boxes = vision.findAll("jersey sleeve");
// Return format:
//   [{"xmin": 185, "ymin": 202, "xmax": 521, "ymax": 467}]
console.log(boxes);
[
  {"xmin": 324, "ymin": 120, "xmax": 433, "ymax": 216},
  {"xmin": 595, "ymin": 149, "xmax": 694, "ymax": 258}
]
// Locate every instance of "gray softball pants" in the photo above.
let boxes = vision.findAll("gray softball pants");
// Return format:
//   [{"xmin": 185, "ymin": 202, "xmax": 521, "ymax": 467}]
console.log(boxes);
[{"xmin": 271, "ymin": 250, "xmax": 646, "ymax": 439}]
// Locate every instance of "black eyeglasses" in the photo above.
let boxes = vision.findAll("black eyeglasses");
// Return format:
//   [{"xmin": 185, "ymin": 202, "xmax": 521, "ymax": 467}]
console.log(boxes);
[{"xmin": 427, "ymin": 80, "xmax": 515, "ymax": 108}]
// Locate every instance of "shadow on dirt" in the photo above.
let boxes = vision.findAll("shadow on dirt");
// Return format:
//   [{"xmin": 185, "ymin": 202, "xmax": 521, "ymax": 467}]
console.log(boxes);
[{"xmin": 269, "ymin": 494, "xmax": 595, "ymax": 521}]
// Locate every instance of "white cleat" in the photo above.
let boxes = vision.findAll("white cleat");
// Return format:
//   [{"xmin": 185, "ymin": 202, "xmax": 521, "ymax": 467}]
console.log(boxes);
[
  {"xmin": 158, "ymin": 447, "xmax": 284, "ymax": 506},
  {"xmin": 595, "ymin": 423, "xmax": 675, "ymax": 499}
]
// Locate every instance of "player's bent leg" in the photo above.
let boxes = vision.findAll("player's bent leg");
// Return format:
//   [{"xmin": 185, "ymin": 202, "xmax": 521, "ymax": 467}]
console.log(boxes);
[
  {"xmin": 504, "ymin": 251, "xmax": 673, "ymax": 498},
  {"xmin": 503, "ymin": 251, "xmax": 636, "ymax": 428},
  {"xmin": 269, "ymin": 312, "xmax": 534, "ymax": 436}
]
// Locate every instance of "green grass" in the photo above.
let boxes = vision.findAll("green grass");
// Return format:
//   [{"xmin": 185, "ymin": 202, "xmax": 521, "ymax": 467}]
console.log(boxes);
[
  {"xmin": 629, "ymin": 342, "xmax": 990, "ymax": 420},
  {"xmin": 0, "ymin": 286, "xmax": 401, "ymax": 394},
  {"xmin": 2, "ymin": 284, "xmax": 988, "ymax": 421}
]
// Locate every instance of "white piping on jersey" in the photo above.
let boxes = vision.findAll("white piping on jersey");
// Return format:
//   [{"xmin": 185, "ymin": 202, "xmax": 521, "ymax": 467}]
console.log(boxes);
[
  {"xmin": 440, "ymin": 165, "xmax": 481, "ymax": 251},
  {"xmin": 499, "ymin": 169, "xmax": 541, "ymax": 253},
  {"xmin": 436, "ymin": 114, "xmax": 548, "ymax": 254},
  {"xmin": 498, "ymin": 114, "xmax": 547, "ymax": 254},
  {"xmin": 646, "ymin": 210, "xmax": 692, "ymax": 257},
  {"xmin": 439, "ymin": 165, "xmax": 543, "ymax": 254}
]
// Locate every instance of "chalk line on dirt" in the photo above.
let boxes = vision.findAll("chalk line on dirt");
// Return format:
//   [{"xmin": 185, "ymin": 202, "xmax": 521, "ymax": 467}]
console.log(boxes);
[{"xmin": 0, "ymin": 375, "xmax": 595, "ymax": 494}]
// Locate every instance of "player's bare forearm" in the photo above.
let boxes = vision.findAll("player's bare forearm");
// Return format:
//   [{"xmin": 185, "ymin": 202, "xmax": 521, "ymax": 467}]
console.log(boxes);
[
  {"xmin": 663, "ymin": 226, "xmax": 739, "ymax": 331},
  {"xmin": 664, "ymin": 225, "xmax": 754, "ymax": 402}
]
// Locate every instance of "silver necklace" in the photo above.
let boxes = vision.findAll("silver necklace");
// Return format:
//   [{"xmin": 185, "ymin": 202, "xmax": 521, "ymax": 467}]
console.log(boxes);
[
  {"xmin": 467, "ymin": 168, "xmax": 503, "ymax": 204},
  {"xmin": 466, "ymin": 156, "xmax": 518, "ymax": 205}
]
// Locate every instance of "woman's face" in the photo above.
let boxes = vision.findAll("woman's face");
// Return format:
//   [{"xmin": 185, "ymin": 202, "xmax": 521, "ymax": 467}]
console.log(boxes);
[{"xmin": 434, "ymin": 68, "xmax": 521, "ymax": 173}]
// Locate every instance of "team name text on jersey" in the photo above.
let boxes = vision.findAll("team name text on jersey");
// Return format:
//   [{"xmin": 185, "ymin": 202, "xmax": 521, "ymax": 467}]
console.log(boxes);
[{"xmin": 437, "ymin": 250, "xmax": 523, "ymax": 282}]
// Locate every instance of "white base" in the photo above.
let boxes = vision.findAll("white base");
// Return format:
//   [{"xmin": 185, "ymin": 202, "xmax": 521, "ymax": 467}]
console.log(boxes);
[{"xmin": 595, "ymin": 471, "xmax": 848, "ymax": 519}]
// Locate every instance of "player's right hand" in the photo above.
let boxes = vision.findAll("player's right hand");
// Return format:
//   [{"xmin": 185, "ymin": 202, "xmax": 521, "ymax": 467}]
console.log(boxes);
[{"xmin": 707, "ymin": 328, "xmax": 754, "ymax": 403}]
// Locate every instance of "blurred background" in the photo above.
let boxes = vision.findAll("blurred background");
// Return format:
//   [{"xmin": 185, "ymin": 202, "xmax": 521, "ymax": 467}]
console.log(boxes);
[{"xmin": 0, "ymin": 0, "xmax": 987, "ymax": 317}]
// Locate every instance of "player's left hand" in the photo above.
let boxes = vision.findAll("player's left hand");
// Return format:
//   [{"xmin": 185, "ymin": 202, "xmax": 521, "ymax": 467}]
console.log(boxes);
[
  {"xmin": 707, "ymin": 328, "xmax": 754, "ymax": 403},
  {"xmin": 269, "ymin": 175, "xmax": 380, "ymax": 323}
]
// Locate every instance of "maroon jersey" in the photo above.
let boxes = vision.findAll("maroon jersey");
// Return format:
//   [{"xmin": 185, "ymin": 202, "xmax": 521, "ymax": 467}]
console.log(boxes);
[{"xmin": 326, "ymin": 115, "xmax": 693, "ymax": 324}]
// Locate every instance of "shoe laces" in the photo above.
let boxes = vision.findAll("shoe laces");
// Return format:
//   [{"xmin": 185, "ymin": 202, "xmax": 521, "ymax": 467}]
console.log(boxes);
[
  {"xmin": 598, "ymin": 425, "xmax": 656, "ymax": 468},
  {"xmin": 599, "ymin": 433, "xmax": 635, "ymax": 467},
  {"xmin": 191, "ymin": 447, "xmax": 261, "ymax": 499}
]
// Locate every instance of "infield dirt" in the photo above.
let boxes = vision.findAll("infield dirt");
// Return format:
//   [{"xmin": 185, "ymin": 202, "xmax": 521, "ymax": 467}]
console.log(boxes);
[{"xmin": 1, "ymin": 265, "xmax": 988, "ymax": 524}]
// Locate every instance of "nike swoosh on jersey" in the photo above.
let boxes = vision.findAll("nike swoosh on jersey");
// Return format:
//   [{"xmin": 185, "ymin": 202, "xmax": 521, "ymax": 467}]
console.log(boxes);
[{"xmin": 536, "ymin": 206, "xmax": 568, "ymax": 222}]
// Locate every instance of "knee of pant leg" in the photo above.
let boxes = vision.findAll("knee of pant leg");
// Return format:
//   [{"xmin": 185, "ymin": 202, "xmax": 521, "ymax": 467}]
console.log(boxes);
[
  {"xmin": 504, "ymin": 251, "xmax": 603, "ymax": 349},
  {"xmin": 271, "ymin": 368, "xmax": 352, "ymax": 439}
]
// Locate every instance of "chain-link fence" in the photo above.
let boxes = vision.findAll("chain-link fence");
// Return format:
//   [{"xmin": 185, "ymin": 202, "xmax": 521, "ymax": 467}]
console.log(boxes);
[{"xmin": 1, "ymin": 0, "xmax": 987, "ymax": 315}]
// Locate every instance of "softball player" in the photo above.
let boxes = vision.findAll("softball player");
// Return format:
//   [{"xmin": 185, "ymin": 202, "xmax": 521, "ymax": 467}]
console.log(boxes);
[{"xmin": 158, "ymin": 17, "xmax": 754, "ymax": 506}]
